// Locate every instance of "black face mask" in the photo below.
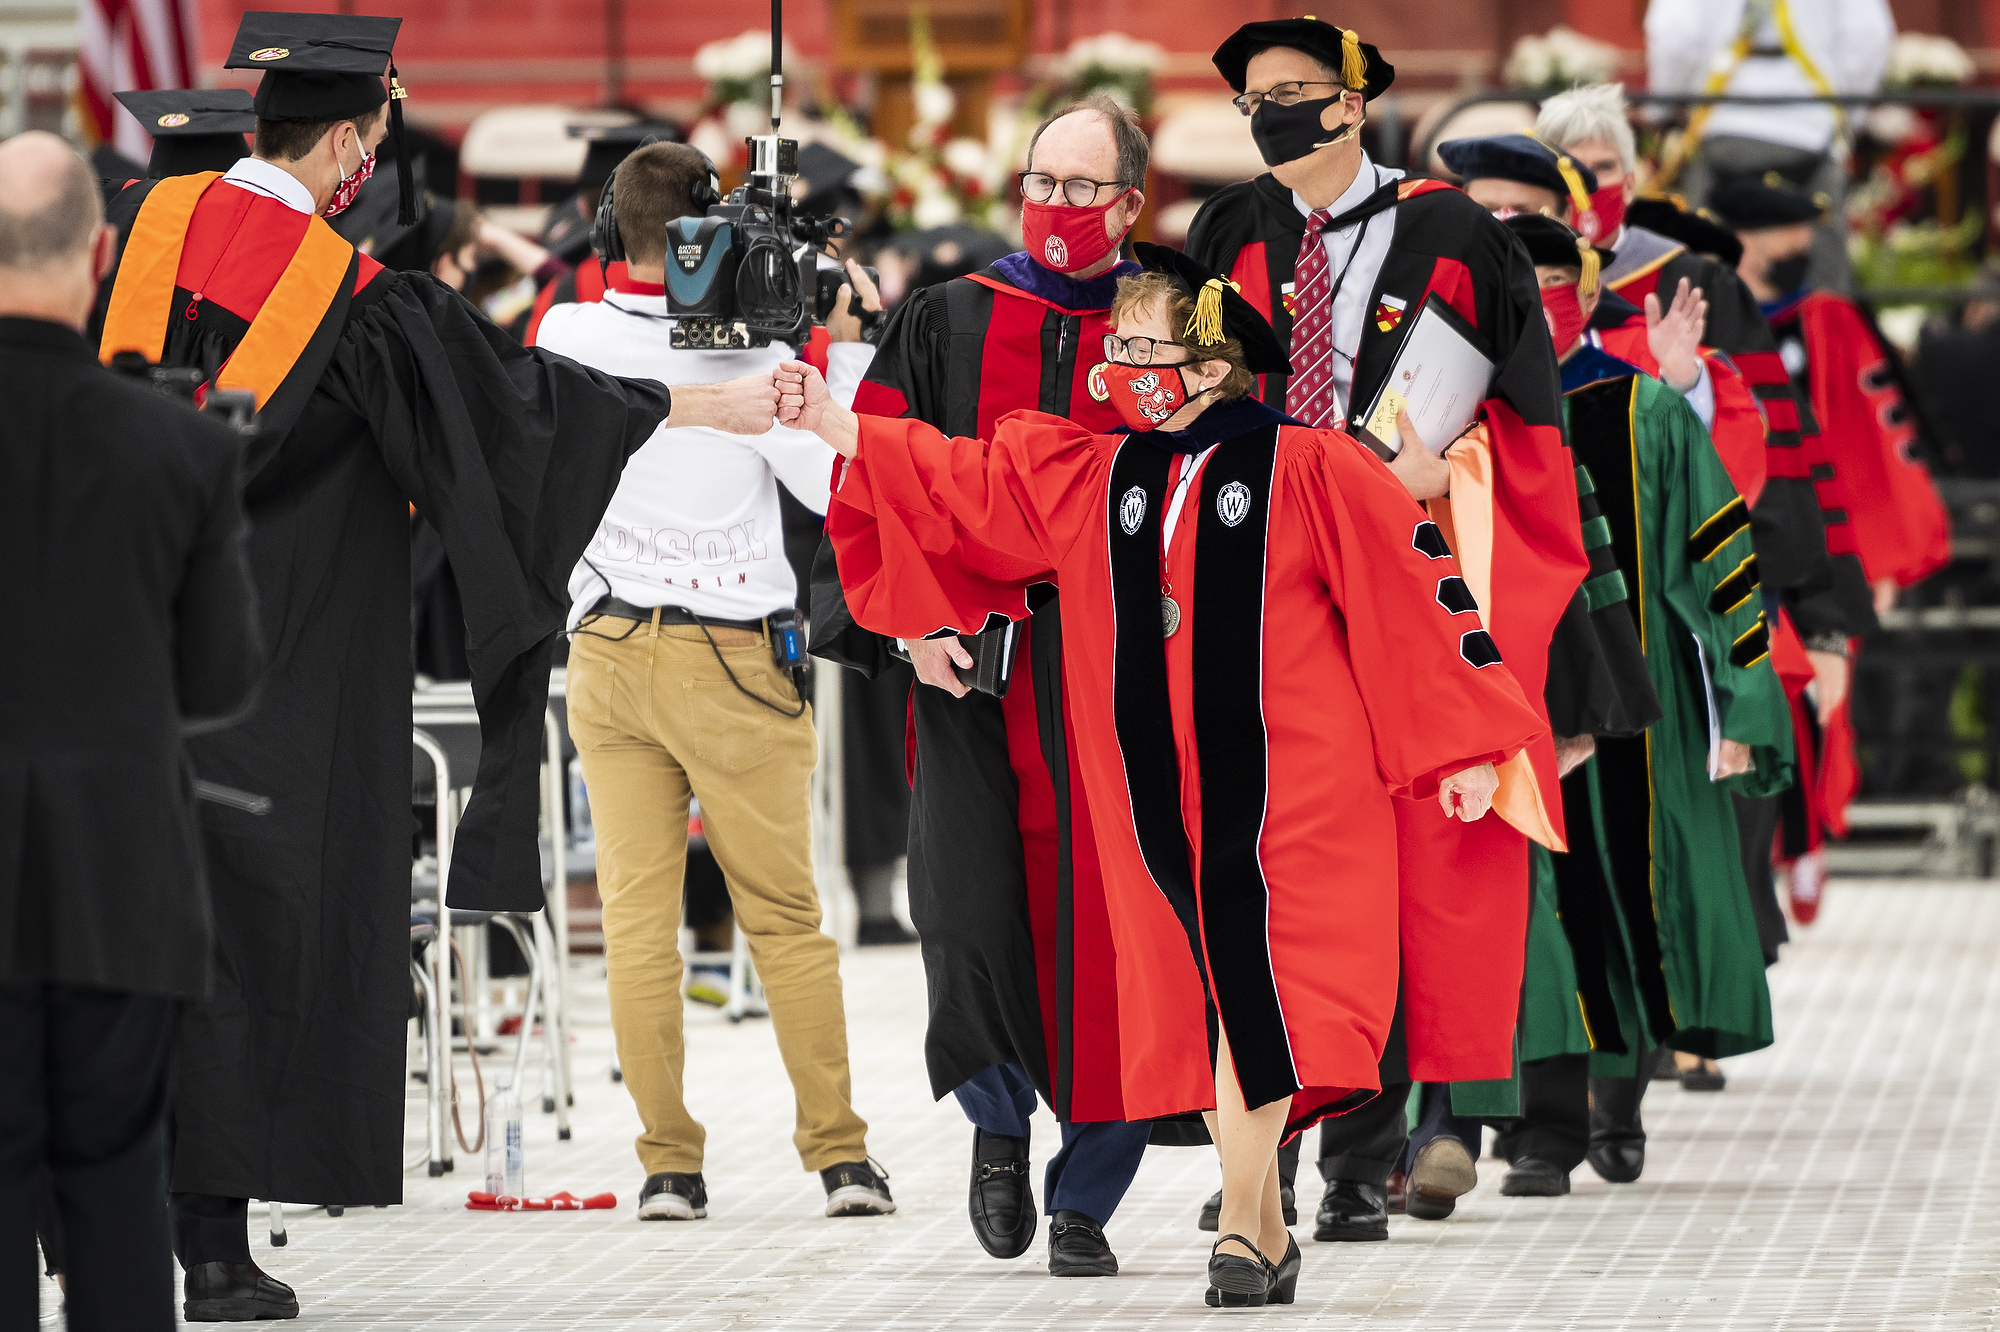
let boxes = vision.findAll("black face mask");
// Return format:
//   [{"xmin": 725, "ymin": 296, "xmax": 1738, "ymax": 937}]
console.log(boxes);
[
  {"xmin": 1765, "ymin": 252, "xmax": 1811, "ymax": 296},
  {"xmin": 1251, "ymin": 96, "xmax": 1361, "ymax": 168}
]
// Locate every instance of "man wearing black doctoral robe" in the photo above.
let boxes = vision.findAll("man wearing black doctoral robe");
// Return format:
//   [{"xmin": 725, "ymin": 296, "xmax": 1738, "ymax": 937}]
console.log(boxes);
[
  {"xmin": 87, "ymin": 12, "xmax": 766, "ymax": 1316},
  {"xmin": 1184, "ymin": 16, "xmax": 1659, "ymax": 1236},
  {"xmin": 810, "ymin": 99, "xmax": 1159, "ymax": 1270}
]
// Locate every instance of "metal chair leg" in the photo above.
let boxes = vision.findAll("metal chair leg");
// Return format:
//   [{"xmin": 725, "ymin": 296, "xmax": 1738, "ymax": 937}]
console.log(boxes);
[
  {"xmin": 268, "ymin": 1200, "xmax": 286, "ymax": 1247},
  {"xmin": 491, "ymin": 915, "xmax": 544, "ymax": 1096},
  {"xmin": 412, "ymin": 952, "xmax": 445, "ymax": 1177}
]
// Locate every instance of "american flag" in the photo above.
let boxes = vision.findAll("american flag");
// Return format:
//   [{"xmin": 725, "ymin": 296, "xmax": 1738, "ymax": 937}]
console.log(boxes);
[{"xmin": 75, "ymin": 0, "xmax": 202, "ymax": 162}]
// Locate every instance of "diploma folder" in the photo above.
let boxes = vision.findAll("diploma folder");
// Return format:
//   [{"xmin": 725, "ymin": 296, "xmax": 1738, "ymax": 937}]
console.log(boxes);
[{"xmin": 1355, "ymin": 293, "xmax": 1495, "ymax": 462}]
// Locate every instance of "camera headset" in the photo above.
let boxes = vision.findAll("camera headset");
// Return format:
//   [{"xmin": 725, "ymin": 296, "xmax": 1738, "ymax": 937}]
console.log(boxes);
[{"xmin": 590, "ymin": 141, "xmax": 723, "ymax": 276}]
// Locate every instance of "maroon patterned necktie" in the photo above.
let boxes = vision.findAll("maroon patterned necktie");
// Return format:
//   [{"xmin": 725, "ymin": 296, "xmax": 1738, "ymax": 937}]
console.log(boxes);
[{"xmin": 1285, "ymin": 208, "xmax": 1340, "ymax": 427}]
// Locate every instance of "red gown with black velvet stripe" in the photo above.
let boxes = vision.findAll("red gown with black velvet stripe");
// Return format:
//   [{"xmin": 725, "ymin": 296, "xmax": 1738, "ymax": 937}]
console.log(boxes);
[{"xmin": 828, "ymin": 397, "xmax": 1548, "ymax": 1131}]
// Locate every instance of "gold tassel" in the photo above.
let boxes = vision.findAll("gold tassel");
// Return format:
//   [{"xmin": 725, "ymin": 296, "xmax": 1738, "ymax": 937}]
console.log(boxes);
[
  {"xmin": 1341, "ymin": 29, "xmax": 1367, "ymax": 91},
  {"xmin": 1555, "ymin": 155, "xmax": 1593, "ymax": 219},
  {"xmin": 1576, "ymin": 236, "xmax": 1600, "ymax": 302},
  {"xmin": 1186, "ymin": 278, "xmax": 1238, "ymax": 347}
]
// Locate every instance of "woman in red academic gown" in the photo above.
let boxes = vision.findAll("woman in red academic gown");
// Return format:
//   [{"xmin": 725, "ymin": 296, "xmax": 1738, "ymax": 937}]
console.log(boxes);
[{"xmin": 777, "ymin": 245, "xmax": 1548, "ymax": 1307}]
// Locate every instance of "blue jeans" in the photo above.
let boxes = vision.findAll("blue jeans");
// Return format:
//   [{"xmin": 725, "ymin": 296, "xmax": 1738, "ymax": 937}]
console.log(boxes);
[{"xmin": 953, "ymin": 1061, "xmax": 1151, "ymax": 1227}]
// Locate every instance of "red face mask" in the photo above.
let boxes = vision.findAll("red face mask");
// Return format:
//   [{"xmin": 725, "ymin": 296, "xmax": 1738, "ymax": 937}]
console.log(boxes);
[
  {"xmin": 1021, "ymin": 189, "xmax": 1130, "ymax": 275},
  {"xmin": 322, "ymin": 149, "xmax": 376, "ymax": 218},
  {"xmin": 1570, "ymin": 182, "xmax": 1626, "ymax": 245},
  {"xmin": 1540, "ymin": 282, "xmax": 1589, "ymax": 357},
  {"xmin": 1103, "ymin": 360, "xmax": 1207, "ymax": 431}
]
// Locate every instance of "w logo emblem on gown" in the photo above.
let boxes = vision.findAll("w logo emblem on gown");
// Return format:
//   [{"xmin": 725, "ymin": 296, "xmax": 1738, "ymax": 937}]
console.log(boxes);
[
  {"xmin": 1216, "ymin": 481, "xmax": 1253, "ymax": 528},
  {"xmin": 1120, "ymin": 485, "xmax": 1147, "ymax": 536},
  {"xmin": 1374, "ymin": 294, "xmax": 1407, "ymax": 333}
]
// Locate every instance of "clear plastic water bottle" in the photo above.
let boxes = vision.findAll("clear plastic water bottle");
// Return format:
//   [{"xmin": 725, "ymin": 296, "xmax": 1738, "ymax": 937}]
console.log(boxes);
[{"xmin": 483, "ymin": 1071, "xmax": 524, "ymax": 1198}]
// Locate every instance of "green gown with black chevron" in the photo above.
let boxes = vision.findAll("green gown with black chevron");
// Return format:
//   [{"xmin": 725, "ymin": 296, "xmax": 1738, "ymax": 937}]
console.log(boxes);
[{"xmin": 1527, "ymin": 344, "xmax": 1796, "ymax": 1073}]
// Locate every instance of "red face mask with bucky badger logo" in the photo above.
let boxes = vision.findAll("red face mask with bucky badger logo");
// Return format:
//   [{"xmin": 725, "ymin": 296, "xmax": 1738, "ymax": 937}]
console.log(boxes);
[{"xmin": 1103, "ymin": 361, "xmax": 1209, "ymax": 431}]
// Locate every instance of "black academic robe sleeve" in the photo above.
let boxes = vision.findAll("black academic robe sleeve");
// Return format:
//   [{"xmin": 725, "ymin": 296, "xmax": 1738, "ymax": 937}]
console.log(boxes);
[
  {"xmin": 809, "ymin": 283, "xmax": 953, "ymax": 677},
  {"xmin": 322, "ymin": 272, "xmax": 672, "ymax": 911}
]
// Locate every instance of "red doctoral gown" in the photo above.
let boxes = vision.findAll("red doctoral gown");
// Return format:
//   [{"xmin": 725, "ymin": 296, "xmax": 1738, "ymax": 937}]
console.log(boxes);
[{"xmin": 828, "ymin": 396, "xmax": 1547, "ymax": 1132}]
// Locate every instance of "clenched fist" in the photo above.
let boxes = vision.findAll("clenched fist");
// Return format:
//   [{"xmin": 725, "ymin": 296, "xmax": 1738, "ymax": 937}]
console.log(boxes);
[{"xmin": 776, "ymin": 359, "xmax": 860, "ymax": 457}]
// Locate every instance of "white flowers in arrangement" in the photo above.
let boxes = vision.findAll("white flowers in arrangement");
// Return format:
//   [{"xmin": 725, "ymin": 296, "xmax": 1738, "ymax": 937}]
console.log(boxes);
[
  {"xmin": 1061, "ymin": 32, "xmax": 1163, "ymax": 115},
  {"xmin": 1883, "ymin": 33, "xmax": 1975, "ymax": 89},
  {"xmin": 693, "ymin": 30, "xmax": 798, "ymax": 86},
  {"xmin": 1503, "ymin": 25, "xmax": 1622, "ymax": 92}
]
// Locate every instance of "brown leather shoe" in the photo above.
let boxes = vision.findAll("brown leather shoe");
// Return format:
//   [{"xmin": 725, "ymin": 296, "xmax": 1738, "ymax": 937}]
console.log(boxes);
[
  {"xmin": 1386, "ymin": 1169, "xmax": 1408, "ymax": 1215},
  {"xmin": 1405, "ymin": 1137, "xmax": 1477, "ymax": 1221},
  {"xmin": 183, "ymin": 1260, "xmax": 299, "ymax": 1321}
]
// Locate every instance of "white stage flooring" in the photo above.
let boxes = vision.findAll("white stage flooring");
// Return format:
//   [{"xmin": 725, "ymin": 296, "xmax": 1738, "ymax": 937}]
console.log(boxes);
[{"xmin": 44, "ymin": 879, "xmax": 2000, "ymax": 1329}]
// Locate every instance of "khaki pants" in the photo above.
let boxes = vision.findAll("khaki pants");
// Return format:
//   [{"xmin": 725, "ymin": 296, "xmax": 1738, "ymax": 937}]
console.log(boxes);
[{"xmin": 567, "ymin": 617, "xmax": 866, "ymax": 1175}]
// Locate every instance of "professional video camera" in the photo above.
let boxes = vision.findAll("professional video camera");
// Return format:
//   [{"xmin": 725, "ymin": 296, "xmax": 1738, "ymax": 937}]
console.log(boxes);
[
  {"xmin": 107, "ymin": 350, "xmax": 260, "ymax": 439},
  {"xmin": 653, "ymin": 0, "xmax": 874, "ymax": 350}
]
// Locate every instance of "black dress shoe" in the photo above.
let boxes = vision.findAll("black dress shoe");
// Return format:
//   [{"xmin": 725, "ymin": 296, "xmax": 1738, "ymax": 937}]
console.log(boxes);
[
  {"xmin": 1048, "ymin": 1209, "xmax": 1118, "ymax": 1276},
  {"xmin": 1265, "ymin": 1234, "xmax": 1301, "ymax": 1305},
  {"xmin": 1205, "ymin": 1234, "xmax": 1273, "ymax": 1308},
  {"xmin": 183, "ymin": 1260, "xmax": 299, "ymax": 1322},
  {"xmin": 1680, "ymin": 1062, "xmax": 1727, "ymax": 1092},
  {"xmin": 1313, "ymin": 1178, "xmax": 1388, "ymax": 1242},
  {"xmin": 1587, "ymin": 1138, "xmax": 1645, "ymax": 1184},
  {"xmin": 1198, "ymin": 1183, "xmax": 1297, "ymax": 1231},
  {"xmin": 969, "ymin": 1130, "xmax": 1035, "ymax": 1259},
  {"xmin": 1498, "ymin": 1156, "xmax": 1571, "ymax": 1197}
]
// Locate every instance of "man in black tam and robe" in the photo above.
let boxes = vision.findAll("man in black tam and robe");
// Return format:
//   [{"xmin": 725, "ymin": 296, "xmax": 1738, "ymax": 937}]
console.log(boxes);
[
  {"xmin": 90, "ymin": 11, "xmax": 771, "ymax": 1320},
  {"xmin": 110, "ymin": 88, "xmax": 254, "ymax": 181},
  {"xmin": 1185, "ymin": 16, "xmax": 1658, "ymax": 1240}
]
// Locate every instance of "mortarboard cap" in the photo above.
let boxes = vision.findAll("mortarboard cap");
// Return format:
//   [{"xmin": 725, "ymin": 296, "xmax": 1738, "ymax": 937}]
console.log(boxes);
[
  {"xmin": 1502, "ymin": 212, "xmax": 1612, "ymax": 298},
  {"xmin": 113, "ymin": 88, "xmax": 253, "ymax": 179},
  {"xmin": 1437, "ymin": 133, "xmax": 1597, "ymax": 214},
  {"xmin": 1212, "ymin": 18, "xmax": 1394, "ymax": 100},
  {"xmin": 569, "ymin": 122, "xmax": 681, "ymax": 192},
  {"xmin": 226, "ymin": 12, "xmax": 415, "ymax": 224},
  {"xmin": 1131, "ymin": 241, "xmax": 1292, "ymax": 376},
  {"xmin": 1626, "ymin": 197, "xmax": 1743, "ymax": 267},
  {"xmin": 1708, "ymin": 174, "xmax": 1825, "ymax": 232},
  {"xmin": 795, "ymin": 141, "xmax": 861, "ymax": 215}
]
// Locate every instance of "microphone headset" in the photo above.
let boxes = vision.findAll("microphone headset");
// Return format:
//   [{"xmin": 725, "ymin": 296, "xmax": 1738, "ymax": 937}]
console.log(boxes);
[{"xmin": 589, "ymin": 141, "xmax": 722, "ymax": 268}]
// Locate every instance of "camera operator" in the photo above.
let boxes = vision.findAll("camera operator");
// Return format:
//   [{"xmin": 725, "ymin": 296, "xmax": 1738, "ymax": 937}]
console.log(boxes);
[
  {"xmin": 0, "ymin": 130, "xmax": 260, "ymax": 1331},
  {"xmin": 535, "ymin": 141, "xmax": 894, "ymax": 1222}
]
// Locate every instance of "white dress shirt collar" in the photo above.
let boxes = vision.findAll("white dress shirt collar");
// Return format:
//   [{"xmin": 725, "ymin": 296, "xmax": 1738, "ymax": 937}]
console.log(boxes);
[
  {"xmin": 1292, "ymin": 151, "xmax": 1385, "ymax": 225},
  {"xmin": 221, "ymin": 157, "xmax": 318, "ymax": 216}
]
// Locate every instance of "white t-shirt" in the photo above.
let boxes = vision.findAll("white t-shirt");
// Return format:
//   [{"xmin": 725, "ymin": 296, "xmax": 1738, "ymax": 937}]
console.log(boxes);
[{"xmin": 537, "ymin": 289, "xmax": 873, "ymax": 626}]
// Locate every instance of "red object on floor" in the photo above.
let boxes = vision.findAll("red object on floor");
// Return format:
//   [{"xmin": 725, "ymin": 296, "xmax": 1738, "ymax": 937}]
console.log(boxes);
[{"xmin": 466, "ymin": 1190, "xmax": 616, "ymax": 1211}]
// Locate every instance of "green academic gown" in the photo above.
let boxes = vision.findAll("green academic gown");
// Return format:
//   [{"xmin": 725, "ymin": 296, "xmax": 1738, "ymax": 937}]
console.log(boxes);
[{"xmin": 1538, "ymin": 349, "xmax": 1795, "ymax": 1072}]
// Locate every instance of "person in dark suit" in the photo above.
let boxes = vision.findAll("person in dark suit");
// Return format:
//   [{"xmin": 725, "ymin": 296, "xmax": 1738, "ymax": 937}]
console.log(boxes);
[{"xmin": 0, "ymin": 130, "xmax": 262, "ymax": 1332}]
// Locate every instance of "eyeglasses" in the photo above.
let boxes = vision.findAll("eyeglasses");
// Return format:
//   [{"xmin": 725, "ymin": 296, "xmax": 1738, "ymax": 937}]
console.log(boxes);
[
  {"xmin": 1017, "ymin": 172, "xmax": 1131, "ymax": 207},
  {"xmin": 1103, "ymin": 333, "xmax": 1201, "ymax": 366},
  {"xmin": 1232, "ymin": 80, "xmax": 1344, "ymax": 115}
]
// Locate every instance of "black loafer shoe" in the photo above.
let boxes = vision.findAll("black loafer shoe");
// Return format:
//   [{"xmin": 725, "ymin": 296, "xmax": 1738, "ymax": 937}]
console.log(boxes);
[
  {"xmin": 1499, "ymin": 1156, "xmax": 1572, "ymax": 1197},
  {"xmin": 1587, "ymin": 1138, "xmax": 1645, "ymax": 1184},
  {"xmin": 969, "ymin": 1131, "xmax": 1035, "ymax": 1257},
  {"xmin": 183, "ymin": 1260, "xmax": 299, "ymax": 1322},
  {"xmin": 1405, "ymin": 1136, "xmax": 1477, "ymax": 1220},
  {"xmin": 1680, "ymin": 1063, "xmax": 1727, "ymax": 1092},
  {"xmin": 1048, "ymin": 1209, "xmax": 1118, "ymax": 1276},
  {"xmin": 1199, "ymin": 1184, "xmax": 1296, "ymax": 1231},
  {"xmin": 1313, "ymin": 1178, "xmax": 1388, "ymax": 1241}
]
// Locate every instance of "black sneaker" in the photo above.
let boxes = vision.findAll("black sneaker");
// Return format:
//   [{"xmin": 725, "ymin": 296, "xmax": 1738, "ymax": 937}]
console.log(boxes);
[
  {"xmin": 1048, "ymin": 1209, "xmax": 1119, "ymax": 1276},
  {"xmin": 822, "ymin": 1158, "xmax": 897, "ymax": 1216},
  {"xmin": 1198, "ymin": 1184, "xmax": 1297, "ymax": 1231},
  {"xmin": 637, "ymin": 1171, "xmax": 708, "ymax": 1220}
]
